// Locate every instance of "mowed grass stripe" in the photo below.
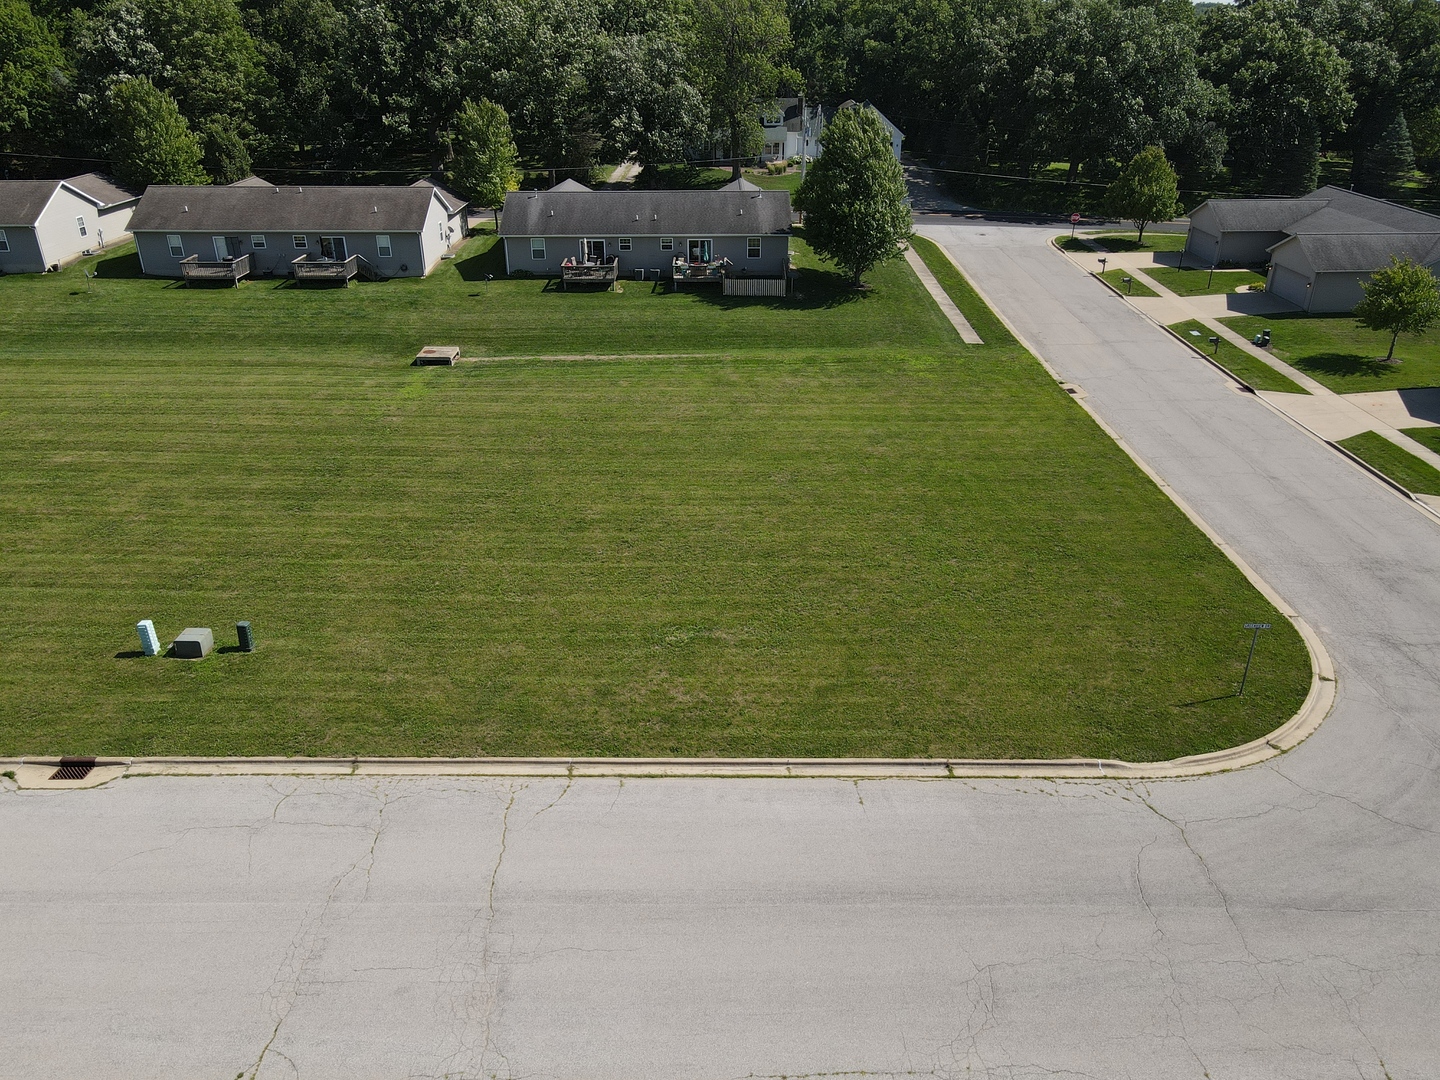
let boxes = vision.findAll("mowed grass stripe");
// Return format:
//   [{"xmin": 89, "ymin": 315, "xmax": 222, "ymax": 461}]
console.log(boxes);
[{"xmin": 0, "ymin": 345, "xmax": 1309, "ymax": 760}]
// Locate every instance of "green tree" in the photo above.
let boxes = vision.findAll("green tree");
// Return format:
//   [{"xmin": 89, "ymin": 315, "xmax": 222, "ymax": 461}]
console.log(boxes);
[
  {"xmin": 1353, "ymin": 109, "xmax": 1415, "ymax": 198},
  {"xmin": 692, "ymin": 0, "xmax": 791, "ymax": 177},
  {"xmin": 107, "ymin": 76, "xmax": 207, "ymax": 187},
  {"xmin": 1354, "ymin": 256, "xmax": 1440, "ymax": 362},
  {"xmin": 447, "ymin": 97, "xmax": 518, "ymax": 221},
  {"xmin": 0, "ymin": 0, "xmax": 67, "ymax": 139},
  {"xmin": 1199, "ymin": 0, "xmax": 1354, "ymax": 194},
  {"xmin": 794, "ymin": 104, "xmax": 912, "ymax": 285},
  {"xmin": 199, "ymin": 116, "xmax": 252, "ymax": 183},
  {"xmin": 1104, "ymin": 146, "xmax": 1182, "ymax": 242}
]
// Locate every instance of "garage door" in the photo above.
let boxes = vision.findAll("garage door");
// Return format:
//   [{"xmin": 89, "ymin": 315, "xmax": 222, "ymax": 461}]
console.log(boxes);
[{"xmin": 1270, "ymin": 264, "xmax": 1310, "ymax": 309}]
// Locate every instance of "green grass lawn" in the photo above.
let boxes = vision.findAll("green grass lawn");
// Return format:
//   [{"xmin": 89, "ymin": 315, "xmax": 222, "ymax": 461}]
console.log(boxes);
[
  {"xmin": 1141, "ymin": 266, "xmax": 1268, "ymax": 296},
  {"xmin": 0, "ymin": 239, "xmax": 1310, "ymax": 761},
  {"xmin": 1088, "ymin": 232, "xmax": 1187, "ymax": 253},
  {"xmin": 1400, "ymin": 426, "xmax": 1440, "ymax": 455},
  {"xmin": 1168, "ymin": 321, "xmax": 1309, "ymax": 394},
  {"xmin": 1337, "ymin": 431, "xmax": 1440, "ymax": 495},
  {"xmin": 0, "ymin": 236, "xmax": 954, "ymax": 363},
  {"xmin": 1099, "ymin": 268, "xmax": 1159, "ymax": 297},
  {"xmin": 1221, "ymin": 313, "xmax": 1440, "ymax": 393}
]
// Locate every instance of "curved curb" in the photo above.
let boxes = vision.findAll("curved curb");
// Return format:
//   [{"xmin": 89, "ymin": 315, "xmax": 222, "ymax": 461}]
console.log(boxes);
[{"xmin": 0, "ymin": 235, "xmax": 1334, "ymax": 789}]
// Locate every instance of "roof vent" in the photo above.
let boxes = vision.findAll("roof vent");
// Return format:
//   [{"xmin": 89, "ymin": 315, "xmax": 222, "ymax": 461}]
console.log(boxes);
[
  {"xmin": 652, "ymin": 214, "xmax": 658, "ymax": 220},
  {"xmin": 297, "ymin": 186, "xmax": 303, "ymax": 193},
  {"xmin": 274, "ymin": 186, "xmax": 281, "ymax": 193},
  {"xmin": 738, "ymin": 208, "xmax": 744, "ymax": 215},
  {"xmin": 182, "ymin": 205, "xmax": 189, "ymax": 212},
  {"xmin": 549, "ymin": 209, "xmax": 554, "ymax": 216},
  {"xmin": 372, "ymin": 205, "xmax": 378, "ymax": 213},
  {"xmin": 634, "ymin": 214, "xmax": 640, "ymax": 221}
]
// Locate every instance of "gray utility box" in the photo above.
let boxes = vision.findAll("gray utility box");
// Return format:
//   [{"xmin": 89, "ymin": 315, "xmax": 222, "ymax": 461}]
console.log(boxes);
[{"xmin": 172, "ymin": 627, "xmax": 214, "ymax": 659}]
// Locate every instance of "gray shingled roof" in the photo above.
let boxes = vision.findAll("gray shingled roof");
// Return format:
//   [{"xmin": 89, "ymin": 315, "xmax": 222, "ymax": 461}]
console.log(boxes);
[
  {"xmin": 0, "ymin": 173, "xmax": 137, "ymax": 225},
  {"xmin": 1206, "ymin": 198, "xmax": 1328, "ymax": 232},
  {"xmin": 129, "ymin": 184, "xmax": 449, "ymax": 232},
  {"xmin": 1271, "ymin": 232, "xmax": 1440, "ymax": 272},
  {"xmin": 0, "ymin": 181, "xmax": 63, "ymax": 226},
  {"xmin": 63, "ymin": 173, "xmax": 138, "ymax": 208},
  {"xmin": 411, "ymin": 178, "xmax": 469, "ymax": 213},
  {"xmin": 500, "ymin": 186, "xmax": 792, "ymax": 237}
]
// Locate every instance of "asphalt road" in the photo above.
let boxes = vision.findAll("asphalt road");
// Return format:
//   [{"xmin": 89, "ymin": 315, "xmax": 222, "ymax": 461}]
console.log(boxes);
[{"xmin": 4, "ymin": 224, "xmax": 1440, "ymax": 1080}]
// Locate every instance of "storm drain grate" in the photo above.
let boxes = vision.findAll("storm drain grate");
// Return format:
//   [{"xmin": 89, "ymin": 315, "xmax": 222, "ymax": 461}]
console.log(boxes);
[{"xmin": 50, "ymin": 758, "xmax": 96, "ymax": 781}]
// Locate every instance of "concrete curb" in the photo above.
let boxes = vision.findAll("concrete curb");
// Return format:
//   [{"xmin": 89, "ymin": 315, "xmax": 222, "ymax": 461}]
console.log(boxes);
[{"xmin": 0, "ymin": 235, "xmax": 1335, "ymax": 789}]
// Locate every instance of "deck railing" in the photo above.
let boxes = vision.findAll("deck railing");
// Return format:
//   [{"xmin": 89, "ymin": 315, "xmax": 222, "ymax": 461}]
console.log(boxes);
[
  {"xmin": 672, "ymin": 257, "xmax": 731, "ymax": 283},
  {"xmin": 179, "ymin": 253, "xmax": 250, "ymax": 286},
  {"xmin": 560, "ymin": 256, "xmax": 620, "ymax": 289}
]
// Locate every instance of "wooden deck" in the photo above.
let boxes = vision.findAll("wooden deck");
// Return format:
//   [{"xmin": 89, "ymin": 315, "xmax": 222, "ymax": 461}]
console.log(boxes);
[
  {"xmin": 292, "ymin": 254, "xmax": 382, "ymax": 285},
  {"xmin": 672, "ymin": 257, "xmax": 731, "ymax": 286},
  {"xmin": 560, "ymin": 258, "xmax": 619, "ymax": 289},
  {"xmin": 179, "ymin": 254, "xmax": 250, "ymax": 286}
]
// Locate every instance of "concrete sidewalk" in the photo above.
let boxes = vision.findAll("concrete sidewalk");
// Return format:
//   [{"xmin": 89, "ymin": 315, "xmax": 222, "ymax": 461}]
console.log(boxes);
[
  {"xmin": 1063, "ymin": 239, "xmax": 1440, "ymax": 481},
  {"xmin": 904, "ymin": 246, "xmax": 983, "ymax": 343}
]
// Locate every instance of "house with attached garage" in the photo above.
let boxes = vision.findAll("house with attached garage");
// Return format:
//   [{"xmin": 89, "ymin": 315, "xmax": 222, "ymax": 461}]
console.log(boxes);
[
  {"xmin": 499, "ymin": 178, "xmax": 792, "ymax": 290},
  {"xmin": 0, "ymin": 173, "xmax": 139, "ymax": 274},
  {"xmin": 1185, "ymin": 186, "xmax": 1440, "ymax": 312},
  {"xmin": 127, "ymin": 178, "xmax": 470, "ymax": 281}
]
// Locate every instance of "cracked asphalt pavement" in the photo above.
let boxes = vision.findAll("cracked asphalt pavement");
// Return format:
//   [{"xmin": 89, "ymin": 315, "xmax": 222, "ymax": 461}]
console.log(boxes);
[{"xmin": 3, "ymin": 223, "xmax": 1439, "ymax": 1079}]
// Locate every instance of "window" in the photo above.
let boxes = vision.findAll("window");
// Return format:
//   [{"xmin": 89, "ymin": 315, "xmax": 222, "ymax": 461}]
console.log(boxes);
[
  {"xmin": 166, "ymin": 234, "xmax": 184, "ymax": 257},
  {"xmin": 250, "ymin": 234, "xmax": 267, "ymax": 249},
  {"xmin": 0, "ymin": 229, "xmax": 8, "ymax": 253},
  {"xmin": 293, "ymin": 234, "xmax": 308, "ymax": 249},
  {"xmin": 530, "ymin": 237, "xmax": 546, "ymax": 259},
  {"xmin": 376, "ymin": 234, "xmax": 392, "ymax": 258},
  {"xmin": 660, "ymin": 237, "xmax": 673, "ymax": 251},
  {"xmin": 618, "ymin": 237, "xmax": 631, "ymax": 251},
  {"xmin": 76, "ymin": 216, "xmax": 88, "ymax": 237},
  {"xmin": 748, "ymin": 237, "xmax": 762, "ymax": 259}
]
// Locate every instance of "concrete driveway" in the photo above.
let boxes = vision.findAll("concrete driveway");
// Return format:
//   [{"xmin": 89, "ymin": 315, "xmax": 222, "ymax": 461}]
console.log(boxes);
[{"xmin": 3, "ymin": 223, "xmax": 1440, "ymax": 1080}]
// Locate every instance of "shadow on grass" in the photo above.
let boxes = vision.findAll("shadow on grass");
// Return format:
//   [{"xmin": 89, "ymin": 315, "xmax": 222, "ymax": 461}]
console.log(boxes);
[
  {"xmin": 677, "ymin": 268, "xmax": 867, "ymax": 311},
  {"xmin": 95, "ymin": 251, "xmax": 144, "ymax": 278},
  {"xmin": 1294, "ymin": 352, "xmax": 1400, "ymax": 380},
  {"xmin": 1179, "ymin": 693, "xmax": 1240, "ymax": 707},
  {"xmin": 455, "ymin": 244, "xmax": 507, "ymax": 281},
  {"xmin": 113, "ymin": 649, "xmax": 146, "ymax": 659}
]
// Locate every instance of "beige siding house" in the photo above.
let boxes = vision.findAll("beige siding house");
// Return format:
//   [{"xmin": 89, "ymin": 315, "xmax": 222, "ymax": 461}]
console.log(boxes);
[{"xmin": 0, "ymin": 174, "xmax": 139, "ymax": 274}]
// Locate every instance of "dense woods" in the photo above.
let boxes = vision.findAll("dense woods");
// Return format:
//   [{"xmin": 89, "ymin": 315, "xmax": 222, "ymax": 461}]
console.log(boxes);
[{"xmin": 4, "ymin": 0, "xmax": 1440, "ymax": 207}]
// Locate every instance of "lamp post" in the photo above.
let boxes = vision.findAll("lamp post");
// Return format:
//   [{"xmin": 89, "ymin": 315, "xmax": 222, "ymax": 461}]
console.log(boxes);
[{"xmin": 1239, "ymin": 622, "xmax": 1271, "ymax": 696}]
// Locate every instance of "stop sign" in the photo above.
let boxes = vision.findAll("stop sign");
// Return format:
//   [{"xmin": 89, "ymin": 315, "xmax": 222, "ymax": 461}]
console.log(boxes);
[{"xmin": 1070, "ymin": 213, "xmax": 1081, "ymax": 224}]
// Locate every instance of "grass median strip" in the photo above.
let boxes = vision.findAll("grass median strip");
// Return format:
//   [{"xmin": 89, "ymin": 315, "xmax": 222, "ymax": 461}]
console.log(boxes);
[
  {"xmin": 1337, "ymin": 431, "xmax": 1440, "ymax": 495},
  {"xmin": 0, "ymin": 241, "xmax": 1311, "ymax": 761},
  {"xmin": 1088, "ymin": 232, "xmax": 1186, "ymax": 253},
  {"xmin": 1099, "ymin": 268, "xmax": 1158, "ymax": 297},
  {"xmin": 1168, "ymin": 320, "xmax": 1309, "ymax": 394}
]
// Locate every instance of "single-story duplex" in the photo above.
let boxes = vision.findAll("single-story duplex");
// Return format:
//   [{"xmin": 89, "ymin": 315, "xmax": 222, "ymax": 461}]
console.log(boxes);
[
  {"xmin": 498, "ymin": 178, "xmax": 792, "ymax": 280},
  {"xmin": 0, "ymin": 173, "xmax": 139, "ymax": 274},
  {"xmin": 1185, "ymin": 186, "xmax": 1440, "ymax": 312},
  {"xmin": 127, "ymin": 178, "xmax": 470, "ymax": 279}
]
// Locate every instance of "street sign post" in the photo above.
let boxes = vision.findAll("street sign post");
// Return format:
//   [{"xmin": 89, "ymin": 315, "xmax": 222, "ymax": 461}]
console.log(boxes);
[
  {"xmin": 1239, "ymin": 623, "xmax": 1272, "ymax": 695},
  {"xmin": 1070, "ymin": 212, "xmax": 1081, "ymax": 238}
]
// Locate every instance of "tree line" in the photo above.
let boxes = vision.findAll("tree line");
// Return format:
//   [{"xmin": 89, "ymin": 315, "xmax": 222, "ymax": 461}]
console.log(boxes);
[{"xmin": 3, "ymin": 0, "xmax": 1440, "ymax": 205}]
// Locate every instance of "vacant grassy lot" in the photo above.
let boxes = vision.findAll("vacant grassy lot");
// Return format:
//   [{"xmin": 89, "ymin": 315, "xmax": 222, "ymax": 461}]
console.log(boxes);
[
  {"xmin": 1168, "ymin": 320, "xmax": 1309, "ymax": 394},
  {"xmin": 1338, "ymin": 431, "xmax": 1440, "ymax": 495},
  {"xmin": 1142, "ymin": 266, "xmax": 1267, "ymax": 296},
  {"xmin": 1222, "ymin": 313, "xmax": 1440, "ymax": 393},
  {"xmin": 1099, "ymin": 268, "xmax": 1159, "ymax": 297},
  {"xmin": 0, "ymin": 241, "xmax": 1310, "ymax": 760},
  {"xmin": 0, "ymin": 236, "xmax": 952, "ymax": 364}
]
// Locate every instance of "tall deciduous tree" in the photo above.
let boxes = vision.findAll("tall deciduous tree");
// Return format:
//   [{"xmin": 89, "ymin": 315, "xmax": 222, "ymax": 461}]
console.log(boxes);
[
  {"xmin": 1199, "ymin": 0, "xmax": 1354, "ymax": 194},
  {"xmin": 447, "ymin": 97, "xmax": 518, "ymax": 220},
  {"xmin": 1354, "ymin": 256, "xmax": 1440, "ymax": 361},
  {"xmin": 1104, "ymin": 146, "xmax": 1181, "ymax": 242},
  {"xmin": 0, "ymin": 0, "xmax": 68, "ymax": 140},
  {"xmin": 107, "ymin": 75, "xmax": 207, "ymax": 187},
  {"xmin": 692, "ymin": 0, "xmax": 791, "ymax": 177},
  {"xmin": 794, "ymin": 104, "xmax": 911, "ymax": 285}
]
